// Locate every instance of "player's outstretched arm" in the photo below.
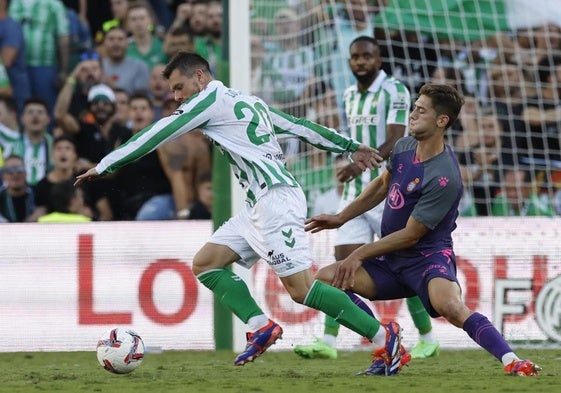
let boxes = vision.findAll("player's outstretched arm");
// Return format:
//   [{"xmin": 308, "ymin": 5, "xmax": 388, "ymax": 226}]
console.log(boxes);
[
  {"xmin": 304, "ymin": 213, "xmax": 344, "ymax": 233},
  {"xmin": 74, "ymin": 167, "xmax": 100, "ymax": 186},
  {"xmin": 307, "ymin": 171, "xmax": 391, "ymax": 235},
  {"xmin": 350, "ymin": 144, "xmax": 383, "ymax": 171}
]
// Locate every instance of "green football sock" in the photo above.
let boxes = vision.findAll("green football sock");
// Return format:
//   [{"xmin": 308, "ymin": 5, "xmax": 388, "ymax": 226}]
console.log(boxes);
[
  {"xmin": 324, "ymin": 315, "xmax": 341, "ymax": 337},
  {"xmin": 407, "ymin": 296, "xmax": 432, "ymax": 335},
  {"xmin": 305, "ymin": 281, "xmax": 380, "ymax": 339},
  {"xmin": 197, "ymin": 268, "xmax": 263, "ymax": 323}
]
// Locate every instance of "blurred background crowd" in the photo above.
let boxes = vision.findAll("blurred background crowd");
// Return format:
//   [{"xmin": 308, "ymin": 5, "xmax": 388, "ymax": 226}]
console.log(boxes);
[{"xmin": 1, "ymin": 0, "xmax": 560, "ymax": 223}]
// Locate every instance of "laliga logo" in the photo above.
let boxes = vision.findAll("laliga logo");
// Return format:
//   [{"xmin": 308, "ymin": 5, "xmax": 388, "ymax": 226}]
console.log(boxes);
[{"xmin": 535, "ymin": 274, "xmax": 561, "ymax": 343}]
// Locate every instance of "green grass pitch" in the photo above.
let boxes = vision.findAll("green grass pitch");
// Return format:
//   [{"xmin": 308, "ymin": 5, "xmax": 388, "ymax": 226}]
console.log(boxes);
[{"xmin": 0, "ymin": 349, "xmax": 558, "ymax": 393}]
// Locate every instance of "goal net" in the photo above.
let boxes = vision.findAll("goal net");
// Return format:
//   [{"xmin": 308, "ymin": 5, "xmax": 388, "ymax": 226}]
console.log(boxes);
[
  {"xmin": 250, "ymin": 0, "xmax": 561, "ymax": 219},
  {"xmin": 245, "ymin": 0, "xmax": 561, "ymax": 348}
]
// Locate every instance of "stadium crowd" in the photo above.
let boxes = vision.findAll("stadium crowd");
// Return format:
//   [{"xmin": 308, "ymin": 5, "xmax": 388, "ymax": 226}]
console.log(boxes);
[{"xmin": 0, "ymin": 0, "xmax": 560, "ymax": 222}]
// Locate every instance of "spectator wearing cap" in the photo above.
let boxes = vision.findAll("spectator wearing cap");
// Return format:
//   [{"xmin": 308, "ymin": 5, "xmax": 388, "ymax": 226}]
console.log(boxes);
[
  {"xmin": 72, "ymin": 84, "xmax": 131, "ymax": 173},
  {"xmin": 54, "ymin": 50, "xmax": 105, "ymax": 133},
  {"xmin": 101, "ymin": 26, "xmax": 150, "ymax": 95}
]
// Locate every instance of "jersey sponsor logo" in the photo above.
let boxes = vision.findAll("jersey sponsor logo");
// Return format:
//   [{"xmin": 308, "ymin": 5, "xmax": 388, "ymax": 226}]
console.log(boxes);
[
  {"xmin": 268, "ymin": 252, "xmax": 291, "ymax": 266},
  {"xmin": 535, "ymin": 275, "xmax": 561, "ymax": 343},
  {"xmin": 392, "ymin": 93, "xmax": 410, "ymax": 110},
  {"xmin": 392, "ymin": 101, "xmax": 409, "ymax": 110},
  {"xmin": 348, "ymin": 115, "xmax": 379, "ymax": 126},
  {"xmin": 264, "ymin": 152, "xmax": 285, "ymax": 161},
  {"xmin": 406, "ymin": 178, "xmax": 420, "ymax": 192},
  {"xmin": 387, "ymin": 183, "xmax": 405, "ymax": 209}
]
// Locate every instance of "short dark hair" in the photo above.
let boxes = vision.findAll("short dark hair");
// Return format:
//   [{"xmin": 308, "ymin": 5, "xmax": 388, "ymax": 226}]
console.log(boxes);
[
  {"xmin": 53, "ymin": 134, "xmax": 77, "ymax": 150},
  {"xmin": 129, "ymin": 91, "xmax": 153, "ymax": 109},
  {"xmin": 49, "ymin": 180, "xmax": 77, "ymax": 213},
  {"xmin": 23, "ymin": 97, "xmax": 49, "ymax": 112},
  {"xmin": 162, "ymin": 52, "xmax": 212, "ymax": 79},
  {"xmin": 349, "ymin": 35, "xmax": 379, "ymax": 50},
  {"xmin": 418, "ymin": 83, "xmax": 464, "ymax": 130}
]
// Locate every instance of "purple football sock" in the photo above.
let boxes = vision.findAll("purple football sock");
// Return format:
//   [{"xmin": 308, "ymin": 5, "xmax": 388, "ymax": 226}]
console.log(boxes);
[
  {"xmin": 345, "ymin": 290, "xmax": 375, "ymax": 318},
  {"xmin": 463, "ymin": 312, "xmax": 513, "ymax": 361}
]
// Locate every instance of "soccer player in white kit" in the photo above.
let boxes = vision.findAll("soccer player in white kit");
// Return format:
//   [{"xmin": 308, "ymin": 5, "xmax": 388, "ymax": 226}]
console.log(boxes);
[{"xmin": 75, "ymin": 52, "xmax": 404, "ymax": 374}]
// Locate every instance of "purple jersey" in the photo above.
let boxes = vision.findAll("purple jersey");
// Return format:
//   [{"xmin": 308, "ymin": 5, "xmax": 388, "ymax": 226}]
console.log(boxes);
[{"xmin": 382, "ymin": 136, "xmax": 463, "ymax": 259}]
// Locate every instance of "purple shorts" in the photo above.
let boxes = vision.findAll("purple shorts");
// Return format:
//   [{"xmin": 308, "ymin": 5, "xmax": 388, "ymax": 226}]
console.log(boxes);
[{"xmin": 362, "ymin": 248, "xmax": 459, "ymax": 318}]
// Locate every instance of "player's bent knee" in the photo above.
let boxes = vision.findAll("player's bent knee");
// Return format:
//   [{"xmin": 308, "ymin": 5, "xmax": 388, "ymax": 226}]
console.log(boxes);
[
  {"xmin": 314, "ymin": 265, "xmax": 335, "ymax": 284},
  {"xmin": 288, "ymin": 291, "xmax": 307, "ymax": 304},
  {"xmin": 433, "ymin": 299, "xmax": 468, "ymax": 327}
]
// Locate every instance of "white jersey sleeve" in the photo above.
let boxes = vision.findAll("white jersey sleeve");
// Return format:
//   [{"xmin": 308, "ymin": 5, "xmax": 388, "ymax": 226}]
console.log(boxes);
[{"xmin": 96, "ymin": 80, "xmax": 361, "ymax": 206}]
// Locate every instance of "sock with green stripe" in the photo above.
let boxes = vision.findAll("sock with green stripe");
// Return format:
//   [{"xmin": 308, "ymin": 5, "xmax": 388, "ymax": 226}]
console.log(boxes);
[{"xmin": 197, "ymin": 268, "xmax": 263, "ymax": 323}]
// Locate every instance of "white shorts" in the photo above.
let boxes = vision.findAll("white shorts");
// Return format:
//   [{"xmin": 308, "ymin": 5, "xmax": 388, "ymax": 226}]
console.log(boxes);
[
  {"xmin": 210, "ymin": 186, "xmax": 312, "ymax": 277},
  {"xmin": 334, "ymin": 199, "xmax": 385, "ymax": 246}
]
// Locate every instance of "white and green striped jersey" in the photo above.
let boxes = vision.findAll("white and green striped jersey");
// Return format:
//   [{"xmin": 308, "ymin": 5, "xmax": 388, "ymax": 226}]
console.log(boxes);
[
  {"xmin": 9, "ymin": 0, "xmax": 69, "ymax": 67},
  {"xmin": 0, "ymin": 123, "xmax": 20, "ymax": 158},
  {"xmin": 8, "ymin": 132, "xmax": 53, "ymax": 186},
  {"xmin": 96, "ymin": 80, "xmax": 360, "ymax": 206},
  {"xmin": 342, "ymin": 70, "xmax": 410, "ymax": 200}
]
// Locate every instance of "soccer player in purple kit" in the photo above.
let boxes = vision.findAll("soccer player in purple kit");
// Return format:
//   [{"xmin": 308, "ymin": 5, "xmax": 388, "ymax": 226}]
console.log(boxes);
[{"xmin": 305, "ymin": 83, "xmax": 541, "ymax": 376}]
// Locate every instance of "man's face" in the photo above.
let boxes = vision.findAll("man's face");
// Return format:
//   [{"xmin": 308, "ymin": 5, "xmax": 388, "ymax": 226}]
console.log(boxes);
[
  {"xmin": 409, "ymin": 95, "xmax": 441, "ymax": 140},
  {"xmin": 504, "ymin": 170, "xmax": 530, "ymax": 208},
  {"xmin": 21, "ymin": 103, "xmax": 49, "ymax": 134},
  {"xmin": 113, "ymin": 91, "xmax": 130, "ymax": 124},
  {"xmin": 164, "ymin": 33, "xmax": 194, "ymax": 58},
  {"xmin": 2, "ymin": 158, "xmax": 27, "ymax": 191},
  {"xmin": 149, "ymin": 65, "xmax": 169, "ymax": 100},
  {"xmin": 126, "ymin": 7, "xmax": 152, "ymax": 37},
  {"xmin": 167, "ymin": 68, "xmax": 205, "ymax": 104},
  {"xmin": 189, "ymin": 4, "xmax": 208, "ymax": 35},
  {"xmin": 76, "ymin": 60, "xmax": 103, "ymax": 90},
  {"xmin": 110, "ymin": 0, "xmax": 128, "ymax": 20},
  {"xmin": 129, "ymin": 98, "xmax": 154, "ymax": 132},
  {"xmin": 349, "ymin": 41, "xmax": 382, "ymax": 85},
  {"xmin": 206, "ymin": 2, "xmax": 223, "ymax": 36},
  {"xmin": 104, "ymin": 29, "xmax": 128, "ymax": 61},
  {"xmin": 52, "ymin": 140, "xmax": 77, "ymax": 171},
  {"xmin": 90, "ymin": 100, "xmax": 116, "ymax": 125}
]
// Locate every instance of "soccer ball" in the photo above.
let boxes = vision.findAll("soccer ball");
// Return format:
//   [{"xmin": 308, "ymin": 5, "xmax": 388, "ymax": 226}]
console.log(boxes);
[{"xmin": 96, "ymin": 328, "xmax": 145, "ymax": 374}]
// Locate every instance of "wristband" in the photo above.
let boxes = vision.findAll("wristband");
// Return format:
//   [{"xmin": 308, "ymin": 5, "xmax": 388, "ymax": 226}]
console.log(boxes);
[
  {"xmin": 177, "ymin": 208, "xmax": 190, "ymax": 219},
  {"xmin": 66, "ymin": 76, "xmax": 77, "ymax": 86}
]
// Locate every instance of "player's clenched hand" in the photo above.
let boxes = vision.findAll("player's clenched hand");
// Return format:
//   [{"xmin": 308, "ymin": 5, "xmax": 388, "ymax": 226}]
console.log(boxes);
[
  {"xmin": 331, "ymin": 256, "xmax": 362, "ymax": 291},
  {"xmin": 304, "ymin": 213, "xmax": 343, "ymax": 233},
  {"xmin": 74, "ymin": 167, "xmax": 100, "ymax": 186},
  {"xmin": 351, "ymin": 144, "xmax": 382, "ymax": 171}
]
